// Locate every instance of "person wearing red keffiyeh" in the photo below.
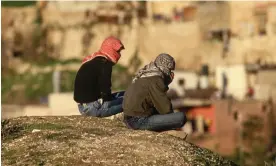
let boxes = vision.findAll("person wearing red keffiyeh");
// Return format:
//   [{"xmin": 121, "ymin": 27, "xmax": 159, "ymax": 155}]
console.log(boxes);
[
  {"xmin": 74, "ymin": 36, "xmax": 125, "ymax": 117},
  {"xmin": 82, "ymin": 36, "xmax": 124, "ymax": 64}
]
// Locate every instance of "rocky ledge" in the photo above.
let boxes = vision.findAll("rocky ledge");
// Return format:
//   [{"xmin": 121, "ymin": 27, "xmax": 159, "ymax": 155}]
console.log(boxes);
[{"xmin": 1, "ymin": 116, "xmax": 238, "ymax": 166}]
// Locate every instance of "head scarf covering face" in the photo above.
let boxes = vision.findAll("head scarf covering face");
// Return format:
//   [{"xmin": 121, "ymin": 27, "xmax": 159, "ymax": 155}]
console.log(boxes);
[
  {"xmin": 154, "ymin": 53, "xmax": 175, "ymax": 75},
  {"xmin": 82, "ymin": 36, "xmax": 124, "ymax": 64},
  {"xmin": 133, "ymin": 53, "xmax": 175, "ymax": 85}
]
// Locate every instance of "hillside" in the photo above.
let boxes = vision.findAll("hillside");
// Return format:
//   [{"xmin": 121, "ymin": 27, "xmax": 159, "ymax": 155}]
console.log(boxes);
[{"xmin": 1, "ymin": 116, "xmax": 238, "ymax": 166}]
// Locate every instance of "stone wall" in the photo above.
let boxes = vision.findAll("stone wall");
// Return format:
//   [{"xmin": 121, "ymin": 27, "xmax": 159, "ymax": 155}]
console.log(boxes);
[
  {"xmin": 45, "ymin": 1, "xmax": 101, "ymax": 12},
  {"xmin": 138, "ymin": 21, "xmax": 201, "ymax": 69},
  {"xmin": 150, "ymin": 1, "xmax": 193, "ymax": 18},
  {"xmin": 2, "ymin": 1, "xmax": 276, "ymax": 73},
  {"xmin": 197, "ymin": 2, "xmax": 231, "ymax": 32},
  {"xmin": 1, "ymin": 6, "xmax": 37, "ymax": 59},
  {"xmin": 1, "ymin": 7, "xmax": 37, "ymax": 31},
  {"xmin": 229, "ymin": 1, "xmax": 256, "ymax": 36},
  {"xmin": 255, "ymin": 70, "xmax": 276, "ymax": 101},
  {"xmin": 267, "ymin": 6, "xmax": 276, "ymax": 35},
  {"xmin": 42, "ymin": 18, "xmax": 202, "ymax": 70},
  {"xmin": 214, "ymin": 99, "xmax": 271, "ymax": 155},
  {"xmin": 42, "ymin": 8, "xmax": 88, "ymax": 27},
  {"xmin": 229, "ymin": 36, "xmax": 276, "ymax": 65}
]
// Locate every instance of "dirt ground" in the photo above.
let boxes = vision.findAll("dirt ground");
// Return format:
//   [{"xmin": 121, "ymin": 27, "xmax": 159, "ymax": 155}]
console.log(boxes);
[{"xmin": 1, "ymin": 116, "xmax": 237, "ymax": 166}]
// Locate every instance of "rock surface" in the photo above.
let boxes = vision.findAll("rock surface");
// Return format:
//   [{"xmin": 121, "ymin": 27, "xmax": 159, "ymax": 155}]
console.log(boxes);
[{"xmin": 1, "ymin": 116, "xmax": 238, "ymax": 166}]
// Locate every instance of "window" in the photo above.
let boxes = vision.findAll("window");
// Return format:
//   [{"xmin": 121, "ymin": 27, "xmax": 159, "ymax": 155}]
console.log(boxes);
[
  {"xmin": 254, "ymin": 9, "xmax": 267, "ymax": 36},
  {"xmin": 183, "ymin": 6, "xmax": 197, "ymax": 22},
  {"xmin": 233, "ymin": 111, "xmax": 239, "ymax": 121},
  {"xmin": 207, "ymin": 29, "xmax": 231, "ymax": 42},
  {"xmin": 178, "ymin": 79, "xmax": 185, "ymax": 86},
  {"xmin": 13, "ymin": 51, "xmax": 23, "ymax": 58}
]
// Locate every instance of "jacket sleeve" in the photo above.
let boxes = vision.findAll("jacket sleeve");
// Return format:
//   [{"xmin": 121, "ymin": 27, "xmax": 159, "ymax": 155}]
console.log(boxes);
[
  {"xmin": 149, "ymin": 78, "xmax": 173, "ymax": 114},
  {"xmin": 98, "ymin": 62, "xmax": 112, "ymax": 101}
]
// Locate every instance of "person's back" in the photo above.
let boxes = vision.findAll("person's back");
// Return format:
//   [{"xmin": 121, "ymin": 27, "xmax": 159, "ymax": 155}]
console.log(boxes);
[
  {"xmin": 74, "ymin": 57, "xmax": 113, "ymax": 103},
  {"xmin": 123, "ymin": 76, "xmax": 171, "ymax": 117},
  {"xmin": 123, "ymin": 53, "xmax": 186, "ymax": 132}
]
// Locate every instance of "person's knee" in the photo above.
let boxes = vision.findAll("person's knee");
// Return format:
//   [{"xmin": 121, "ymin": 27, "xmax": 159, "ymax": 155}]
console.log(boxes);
[
  {"xmin": 178, "ymin": 112, "xmax": 187, "ymax": 127},
  {"xmin": 111, "ymin": 97, "xmax": 124, "ymax": 106},
  {"xmin": 118, "ymin": 97, "xmax": 124, "ymax": 104}
]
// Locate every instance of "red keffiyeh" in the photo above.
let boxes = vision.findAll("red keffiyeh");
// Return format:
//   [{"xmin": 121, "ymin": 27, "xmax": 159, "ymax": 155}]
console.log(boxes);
[{"xmin": 82, "ymin": 36, "xmax": 124, "ymax": 64}]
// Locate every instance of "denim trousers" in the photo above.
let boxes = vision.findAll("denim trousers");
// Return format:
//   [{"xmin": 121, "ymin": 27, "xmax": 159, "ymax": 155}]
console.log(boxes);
[
  {"xmin": 78, "ymin": 91, "xmax": 124, "ymax": 117},
  {"xmin": 124, "ymin": 111, "xmax": 186, "ymax": 132}
]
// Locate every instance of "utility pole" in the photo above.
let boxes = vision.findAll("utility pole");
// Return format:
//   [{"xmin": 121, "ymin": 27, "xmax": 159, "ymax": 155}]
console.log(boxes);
[
  {"xmin": 53, "ymin": 70, "xmax": 61, "ymax": 93},
  {"xmin": 146, "ymin": 1, "xmax": 153, "ymax": 23}
]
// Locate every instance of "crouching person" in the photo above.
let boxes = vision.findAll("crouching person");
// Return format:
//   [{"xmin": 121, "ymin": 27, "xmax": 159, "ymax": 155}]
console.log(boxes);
[
  {"xmin": 74, "ymin": 36, "xmax": 125, "ymax": 117},
  {"xmin": 123, "ymin": 53, "xmax": 186, "ymax": 131}
]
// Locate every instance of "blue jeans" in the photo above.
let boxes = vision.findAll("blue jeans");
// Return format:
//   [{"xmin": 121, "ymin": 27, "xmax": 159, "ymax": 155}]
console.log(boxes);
[
  {"xmin": 78, "ymin": 91, "xmax": 124, "ymax": 117},
  {"xmin": 124, "ymin": 112, "xmax": 186, "ymax": 132}
]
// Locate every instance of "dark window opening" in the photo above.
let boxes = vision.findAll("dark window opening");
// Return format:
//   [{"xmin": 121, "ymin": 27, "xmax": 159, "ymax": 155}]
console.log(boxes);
[
  {"xmin": 137, "ymin": 2, "xmax": 147, "ymax": 18},
  {"xmin": 262, "ymin": 104, "xmax": 267, "ymax": 113},
  {"xmin": 233, "ymin": 111, "xmax": 239, "ymax": 121},
  {"xmin": 13, "ymin": 51, "xmax": 23, "ymax": 58},
  {"xmin": 206, "ymin": 29, "xmax": 231, "ymax": 58},
  {"xmin": 259, "ymin": 29, "xmax": 267, "ymax": 36},
  {"xmin": 85, "ymin": 10, "xmax": 91, "ymax": 18},
  {"xmin": 201, "ymin": 64, "xmax": 209, "ymax": 76},
  {"xmin": 208, "ymin": 29, "xmax": 231, "ymax": 42},
  {"xmin": 178, "ymin": 79, "xmax": 185, "ymax": 86}
]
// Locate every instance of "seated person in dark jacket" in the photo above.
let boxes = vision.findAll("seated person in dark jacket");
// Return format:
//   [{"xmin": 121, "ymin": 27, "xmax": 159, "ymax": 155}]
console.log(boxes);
[
  {"xmin": 123, "ymin": 53, "xmax": 186, "ymax": 131},
  {"xmin": 74, "ymin": 36, "xmax": 125, "ymax": 117}
]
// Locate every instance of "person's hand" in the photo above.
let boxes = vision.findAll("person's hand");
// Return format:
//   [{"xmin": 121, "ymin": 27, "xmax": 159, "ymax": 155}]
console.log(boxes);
[{"xmin": 98, "ymin": 98, "xmax": 103, "ymax": 105}]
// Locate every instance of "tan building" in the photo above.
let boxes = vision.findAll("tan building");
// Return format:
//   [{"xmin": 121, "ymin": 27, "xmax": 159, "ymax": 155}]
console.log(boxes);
[
  {"xmin": 213, "ymin": 99, "xmax": 272, "ymax": 155},
  {"xmin": 2, "ymin": 1, "xmax": 276, "ymax": 72}
]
